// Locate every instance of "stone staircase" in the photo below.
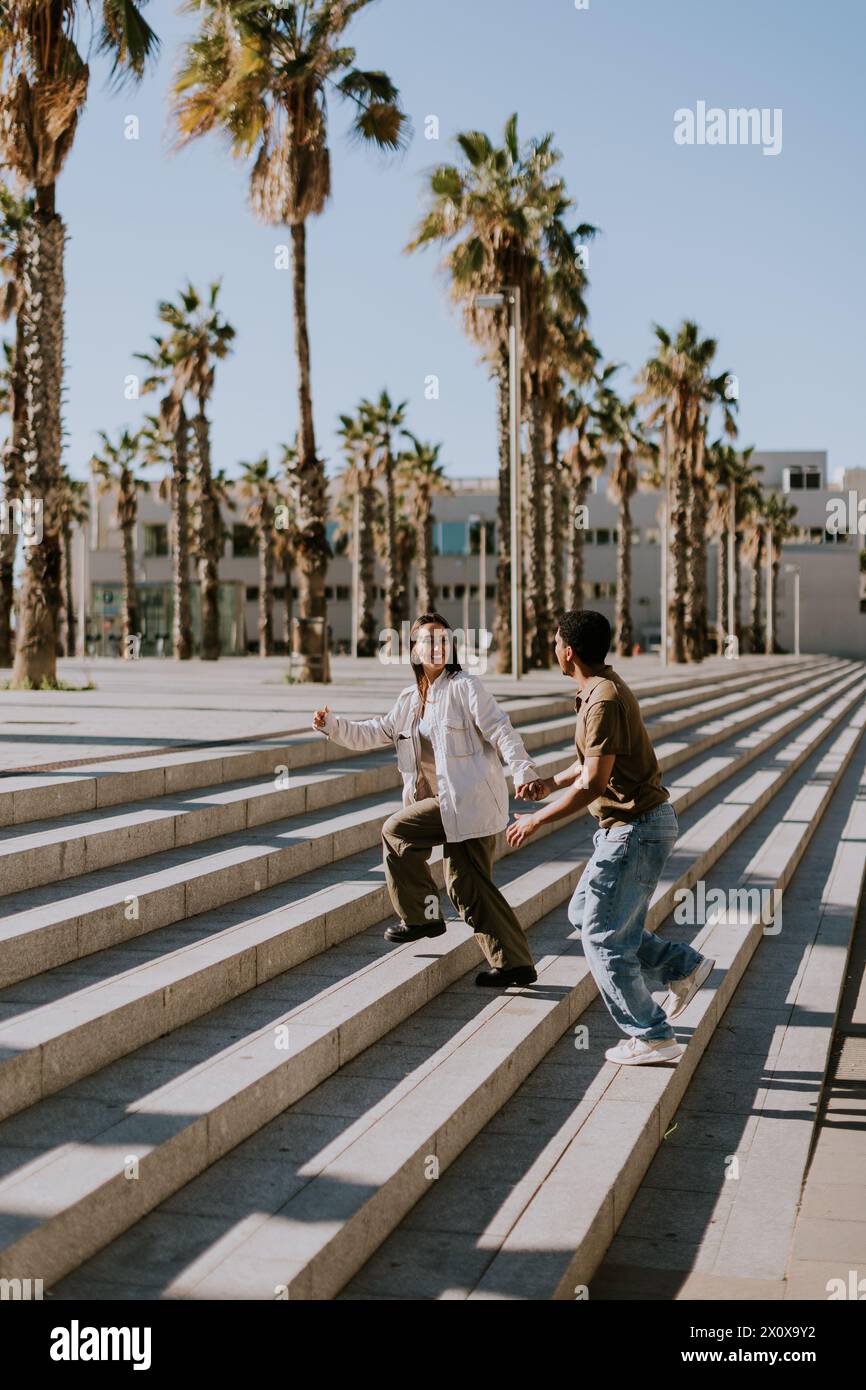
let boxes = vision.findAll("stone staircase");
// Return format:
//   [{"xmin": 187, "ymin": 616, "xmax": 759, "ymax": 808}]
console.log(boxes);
[{"xmin": 0, "ymin": 655, "xmax": 863, "ymax": 1299}]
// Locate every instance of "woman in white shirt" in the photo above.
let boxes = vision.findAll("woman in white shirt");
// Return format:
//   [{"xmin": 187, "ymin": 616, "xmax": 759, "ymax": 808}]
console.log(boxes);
[{"xmin": 313, "ymin": 613, "xmax": 544, "ymax": 987}]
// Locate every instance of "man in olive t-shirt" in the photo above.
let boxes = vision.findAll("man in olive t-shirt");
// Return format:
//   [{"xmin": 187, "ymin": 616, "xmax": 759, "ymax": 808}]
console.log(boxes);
[{"xmin": 506, "ymin": 611, "xmax": 714, "ymax": 1066}]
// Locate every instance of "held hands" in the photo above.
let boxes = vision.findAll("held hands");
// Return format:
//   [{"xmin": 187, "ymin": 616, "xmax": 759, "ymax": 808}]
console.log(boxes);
[
  {"xmin": 515, "ymin": 777, "xmax": 550, "ymax": 802},
  {"xmin": 312, "ymin": 705, "xmax": 331, "ymax": 732}
]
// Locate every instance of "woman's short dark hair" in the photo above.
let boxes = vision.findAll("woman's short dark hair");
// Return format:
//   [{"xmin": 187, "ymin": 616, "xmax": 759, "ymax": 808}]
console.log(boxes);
[
  {"xmin": 409, "ymin": 612, "xmax": 463, "ymax": 690},
  {"xmin": 556, "ymin": 610, "xmax": 611, "ymax": 666}
]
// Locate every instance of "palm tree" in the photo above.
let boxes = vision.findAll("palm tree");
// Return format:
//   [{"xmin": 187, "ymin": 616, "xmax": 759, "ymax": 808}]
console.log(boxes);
[
  {"xmin": 91, "ymin": 429, "xmax": 150, "ymax": 658},
  {"xmin": 762, "ymin": 491, "xmax": 799, "ymax": 654},
  {"xmin": 397, "ymin": 433, "xmax": 451, "ymax": 614},
  {"xmin": 274, "ymin": 445, "xmax": 299, "ymax": 654},
  {"xmin": 706, "ymin": 442, "xmax": 756, "ymax": 654},
  {"xmin": 174, "ymin": 0, "xmax": 409, "ymax": 682},
  {"xmin": 137, "ymin": 344, "xmax": 195, "ymax": 661},
  {"xmin": 360, "ymin": 391, "xmax": 408, "ymax": 640},
  {"xmin": 335, "ymin": 412, "xmax": 379, "ymax": 657},
  {"xmin": 639, "ymin": 321, "xmax": 736, "ymax": 663},
  {"xmin": 407, "ymin": 115, "xmax": 589, "ymax": 672},
  {"xmin": 152, "ymin": 282, "xmax": 235, "ymax": 660},
  {"xmin": 561, "ymin": 351, "xmax": 613, "ymax": 611},
  {"xmin": 605, "ymin": 392, "xmax": 657, "ymax": 656},
  {"xmin": 0, "ymin": 0, "xmax": 158, "ymax": 688},
  {"xmin": 0, "ymin": 185, "xmax": 32, "ymax": 667},
  {"xmin": 57, "ymin": 469, "xmax": 88, "ymax": 658},
  {"xmin": 238, "ymin": 455, "xmax": 278, "ymax": 656}
]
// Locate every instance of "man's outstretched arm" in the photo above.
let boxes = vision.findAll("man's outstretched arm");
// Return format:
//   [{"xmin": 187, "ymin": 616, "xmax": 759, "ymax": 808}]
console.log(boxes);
[{"xmin": 505, "ymin": 754, "xmax": 616, "ymax": 847}]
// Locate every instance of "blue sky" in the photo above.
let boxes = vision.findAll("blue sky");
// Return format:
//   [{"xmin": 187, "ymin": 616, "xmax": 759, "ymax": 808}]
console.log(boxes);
[{"xmin": 50, "ymin": 0, "xmax": 864, "ymax": 484}]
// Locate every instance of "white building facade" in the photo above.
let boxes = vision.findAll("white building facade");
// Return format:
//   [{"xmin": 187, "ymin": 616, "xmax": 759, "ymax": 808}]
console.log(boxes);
[{"xmin": 72, "ymin": 451, "xmax": 866, "ymax": 660}]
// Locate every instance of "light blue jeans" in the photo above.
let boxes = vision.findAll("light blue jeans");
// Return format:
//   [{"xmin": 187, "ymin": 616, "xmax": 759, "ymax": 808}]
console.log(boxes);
[{"xmin": 567, "ymin": 801, "xmax": 704, "ymax": 1041}]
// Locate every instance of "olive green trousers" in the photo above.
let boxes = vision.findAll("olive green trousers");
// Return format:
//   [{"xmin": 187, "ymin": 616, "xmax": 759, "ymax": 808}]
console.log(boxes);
[{"xmin": 381, "ymin": 796, "xmax": 535, "ymax": 971}]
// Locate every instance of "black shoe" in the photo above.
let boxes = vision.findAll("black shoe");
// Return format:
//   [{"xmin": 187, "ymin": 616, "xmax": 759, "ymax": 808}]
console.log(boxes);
[
  {"xmin": 384, "ymin": 921, "xmax": 447, "ymax": 943},
  {"xmin": 475, "ymin": 965, "xmax": 538, "ymax": 988}
]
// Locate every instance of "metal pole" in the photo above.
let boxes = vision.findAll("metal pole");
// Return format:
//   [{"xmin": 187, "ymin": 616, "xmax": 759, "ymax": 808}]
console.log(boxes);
[
  {"xmin": 479, "ymin": 516, "xmax": 487, "ymax": 641},
  {"xmin": 78, "ymin": 521, "xmax": 87, "ymax": 658},
  {"xmin": 508, "ymin": 287, "xmax": 523, "ymax": 681},
  {"xmin": 795, "ymin": 571, "xmax": 800, "ymax": 656},
  {"xmin": 765, "ymin": 527, "xmax": 773, "ymax": 655},
  {"xmin": 351, "ymin": 484, "xmax": 360, "ymax": 657},
  {"xmin": 727, "ymin": 484, "xmax": 736, "ymax": 649},
  {"xmin": 660, "ymin": 421, "xmax": 669, "ymax": 667}
]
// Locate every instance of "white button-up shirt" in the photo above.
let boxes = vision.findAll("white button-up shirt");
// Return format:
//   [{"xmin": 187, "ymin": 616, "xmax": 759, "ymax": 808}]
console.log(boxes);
[{"xmin": 318, "ymin": 671, "xmax": 539, "ymax": 842}]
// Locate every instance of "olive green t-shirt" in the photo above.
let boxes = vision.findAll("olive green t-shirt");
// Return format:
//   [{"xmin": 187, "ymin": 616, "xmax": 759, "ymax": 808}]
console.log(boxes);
[{"xmin": 573, "ymin": 664, "xmax": 669, "ymax": 828}]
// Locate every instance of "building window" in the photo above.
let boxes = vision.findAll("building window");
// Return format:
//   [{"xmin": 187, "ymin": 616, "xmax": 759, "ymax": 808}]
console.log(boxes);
[
  {"xmin": 291, "ymin": 586, "xmax": 299, "ymax": 601},
  {"xmin": 441, "ymin": 585, "xmax": 451, "ymax": 600},
  {"xmin": 596, "ymin": 528, "xmax": 611, "ymax": 545},
  {"xmin": 233, "ymin": 523, "xmax": 257, "ymax": 558},
  {"xmin": 787, "ymin": 467, "xmax": 822, "ymax": 490},
  {"xmin": 454, "ymin": 584, "xmax": 466, "ymax": 599},
  {"xmin": 485, "ymin": 584, "xmax": 495, "ymax": 599},
  {"xmin": 143, "ymin": 524, "xmax": 169, "ymax": 557},
  {"xmin": 630, "ymin": 528, "xmax": 641, "ymax": 545},
  {"xmin": 336, "ymin": 585, "xmax": 350, "ymax": 601},
  {"xmin": 645, "ymin": 528, "xmax": 660, "ymax": 545},
  {"xmin": 245, "ymin": 586, "xmax": 259, "ymax": 602},
  {"xmin": 273, "ymin": 586, "xmax": 285, "ymax": 601},
  {"xmin": 432, "ymin": 521, "xmax": 468, "ymax": 555}
]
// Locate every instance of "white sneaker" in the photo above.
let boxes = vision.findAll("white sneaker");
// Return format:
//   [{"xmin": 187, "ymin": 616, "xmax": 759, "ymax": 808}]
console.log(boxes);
[
  {"xmin": 662, "ymin": 956, "xmax": 716, "ymax": 1021},
  {"xmin": 605, "ymin": 1037, "xmax": 683, "ymax": 1065}
]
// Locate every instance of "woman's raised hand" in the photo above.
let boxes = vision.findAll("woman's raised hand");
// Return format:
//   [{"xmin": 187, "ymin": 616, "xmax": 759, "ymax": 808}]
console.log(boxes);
[{"xmin": 312, "ymin": 705, "xmax": 331, "ymax": 731}]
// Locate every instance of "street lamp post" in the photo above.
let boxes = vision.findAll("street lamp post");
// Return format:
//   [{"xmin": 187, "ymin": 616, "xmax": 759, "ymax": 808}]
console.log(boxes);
[
  {"xmin": 351, "ymin": 485, "xmax": 360, "ymax": 657},
  {"xmin": 765, "ymin": 526, "xmax": 774, "ymax": 655},
  {"xmin": 467, "ymin": 511, "xmax": 488, "ymax": 656},
  {"xmin": 475, "ymin": 289, "xmax": 522, "ymax": 680},
  {"xmin": 784, "ymin": 563, "xmax": 800, "ymax": 656}
]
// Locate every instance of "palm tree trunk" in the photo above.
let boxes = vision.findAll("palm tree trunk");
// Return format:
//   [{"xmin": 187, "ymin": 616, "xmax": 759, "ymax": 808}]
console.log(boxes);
[
  {"xmin": 0, "ymin": 309, "xmax": 26, "ymax": 667},
  {"xmin": 11, "ymin": 202, "xmax": 65, "ymax": 688},
  {"xmin": 716, "ymin": 516, "xmax": 728, "ymax": 655},
  {"xmin": 358, "ymin": 479, "xmax": 377, "ymax": 656},
  {"xmin": 749, "ymin": 530, "xmax": 764, "ymax": 654},
  {"xmin": 282, "ymin": 547, "xmax": 293, "ymax": 651},
  {"xmin": 193, "ymin": 408, "xmax": 221, "ymax": 660},
  {"xmin": 525, "ymin": 387, "xmax": 550, "ymax": 668},
  {"xmin": 684, "ymin": 461, "xmax": 709, "ymax": 662},
  {"xmin": 568, "ymin": 468, "xmax": 591, "ymax": 610},
  {"xmin": 289, "ymin": 220, "xmax": 330, "ymax": 682},
  {"xmin": 544, "ymin": 419, "xmax": 564, "ymax": 625},
  {"xmin": 121, "ymin": 518, "xmax": 138, "ymax": 657},
  {"xmin": 615, "ymin": 489, "xmax": 634, "ymax": 654},
  {"xmin": 172, "ymin": 404, "xmax": 193, "ymax": 660},
  {"xmin": 383, "ymin": 445, "xmax": 401, "ymax": 637},
  {"xmin": 416, "ymin": 490, "xmax": 434, "ymax": 613},
  {"xmin": 734, "ymin": 530, "xmax": 745, "ymax": 651},
  {"xmin": 259, "ymin": 499, "xmax": 274, "ymax": 656},
  {"xmin": 63, "ymin": 520, "xmax": 76, "ymax": 657},
  {"xmin": 669, "ymin": 433, "xmax": 690, "ymax": 663},
  {"xmin": 493, "ymin": 351, "xmax": 513, "ymax": 673}
]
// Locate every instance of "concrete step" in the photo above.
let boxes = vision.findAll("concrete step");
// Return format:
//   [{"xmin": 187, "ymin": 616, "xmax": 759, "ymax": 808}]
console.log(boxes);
[
  {"xmin": 46, "ymin": 674, "xmax": 866, "ymax": 1301},
  {"xmin": 0, "ymin": 660, "xmax": 825, "ymax": 829},
  {"xmin": 0, "ymin": 666, "xmax": 860, "ymax": 1116},
  {"xmin": 0, "ymin": 660, "xmax": 852, "ymax": 991},
  {"xmin": 0, "ymin": 665, "xmax": 861, "ymax": 1291}
]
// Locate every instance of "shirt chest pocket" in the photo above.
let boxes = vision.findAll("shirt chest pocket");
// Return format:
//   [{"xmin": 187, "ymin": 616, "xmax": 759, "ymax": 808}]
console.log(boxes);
[
  {"xmin": 395, "ymin": 733, "xmax": 415, "ymax": 772},
  {"xmin": 444, "ymin": 719, "xmax": 477, "ymax": 758}
]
